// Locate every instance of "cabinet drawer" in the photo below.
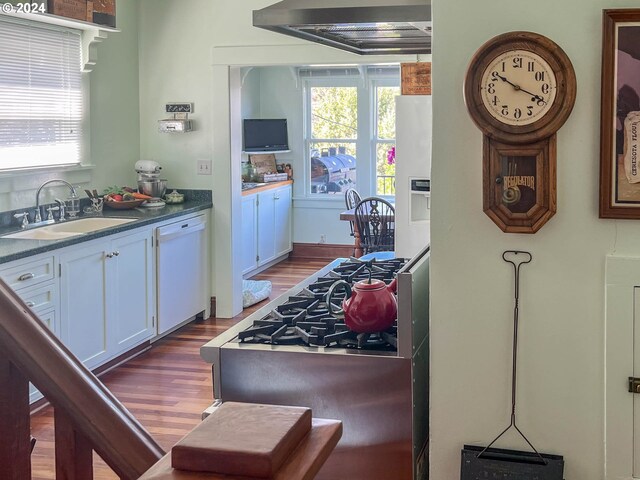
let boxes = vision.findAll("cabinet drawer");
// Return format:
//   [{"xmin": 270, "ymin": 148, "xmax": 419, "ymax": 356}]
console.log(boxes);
[
  {"xmin": 20, "ymin": 282, "xmax": 58, "ymax": 314},
  {"xmin": 0, "ymin": 257, "xmax": 55, "ymax": 290}
]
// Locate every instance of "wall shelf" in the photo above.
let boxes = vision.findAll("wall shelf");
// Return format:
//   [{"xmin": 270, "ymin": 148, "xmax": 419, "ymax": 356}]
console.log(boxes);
[
  {"xmin": 1, "ymin": 10, "xmax": 119, "ymax": 72},
  {"xmin": 1, "ymin": 10, "xmax": 119, "ymax": 32}
]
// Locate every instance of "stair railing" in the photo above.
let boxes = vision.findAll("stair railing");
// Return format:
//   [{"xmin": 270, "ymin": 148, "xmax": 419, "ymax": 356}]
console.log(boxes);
[{"xmin": 0, "ymin": 278, "xmax": 165, "ymax": 479}]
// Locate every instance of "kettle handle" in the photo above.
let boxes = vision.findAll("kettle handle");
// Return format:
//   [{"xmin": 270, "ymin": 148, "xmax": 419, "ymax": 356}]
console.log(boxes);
[{"xmin": 326, "ymin": 280, "xmax": 352, "ymax": 319}]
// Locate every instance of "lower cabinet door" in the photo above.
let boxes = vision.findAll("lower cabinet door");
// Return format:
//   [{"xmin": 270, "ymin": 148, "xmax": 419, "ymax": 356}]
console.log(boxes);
[
  {"xmin": 111, "ymin": 230, "xmax": 155, "ymax": 353},
  {"xmin": 257, "ymin": 191, "xmax": 276, "ymax": 266},
  {"xmin": 274, "ymin": 185, "xmax": 292, "ymax": 257},
  {"xmin": 59, "ymin": 242, "xmax": 110, "ymax": 370},
  {"xmin": 241, "ymin": 195, "xmax": 258, "ymax": 274},
  {"xmin": 29, "ymin": 308, "xmax": 57, "ymax": 403}
]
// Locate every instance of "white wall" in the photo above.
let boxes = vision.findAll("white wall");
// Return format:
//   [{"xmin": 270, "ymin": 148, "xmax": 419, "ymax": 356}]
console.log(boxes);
[
  {"xmin": 241, "ymin": 68, "xmax": 261, "ymax": 120},
  {"xmin": 89, "ymin": 0, "xmax": 141, "ymax": 189},
  {"xmin": 430, "ymin": 1, "xmax": 640, "ymax": 478},
  {"xmin": 137, "ymin": 0, "xmax": 214, "ymax": 191},
  {"xmin": 138, "ymin": 0, "xmax": 419, "ymax": 316}
]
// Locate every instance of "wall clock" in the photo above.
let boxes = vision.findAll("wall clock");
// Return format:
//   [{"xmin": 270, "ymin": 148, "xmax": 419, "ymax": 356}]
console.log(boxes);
[{"xmin": 464, "ymin": 31, "xmax": 576, "ymax": 233}]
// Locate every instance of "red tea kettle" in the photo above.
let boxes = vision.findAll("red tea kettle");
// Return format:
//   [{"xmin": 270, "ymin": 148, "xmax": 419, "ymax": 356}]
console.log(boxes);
[{"xmin": 326, "ymin": 266, "xmax": 398, "ymax": 334}]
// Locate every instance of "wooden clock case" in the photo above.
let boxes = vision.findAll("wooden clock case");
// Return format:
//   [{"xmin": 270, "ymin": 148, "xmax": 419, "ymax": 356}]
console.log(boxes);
[{"xmin": 464, "ymin": 32, "xmax": 576, "ymax": 233}]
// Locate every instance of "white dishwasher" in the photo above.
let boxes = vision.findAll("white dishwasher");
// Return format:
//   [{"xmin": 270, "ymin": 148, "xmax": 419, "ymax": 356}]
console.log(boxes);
[{"xmin": 156, "ymin": 214, "xmax": 207, "ymax": 335}]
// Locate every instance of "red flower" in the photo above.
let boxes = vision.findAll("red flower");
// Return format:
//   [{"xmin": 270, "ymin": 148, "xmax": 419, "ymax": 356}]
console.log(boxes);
[{"xmin": 387, "ymin": 147, "xmax": 396, "ymax": 165}]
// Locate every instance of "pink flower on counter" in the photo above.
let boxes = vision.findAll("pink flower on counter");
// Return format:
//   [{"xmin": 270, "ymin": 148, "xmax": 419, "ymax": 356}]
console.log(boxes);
[{"xmin": 387, "ymin": 146, "xmax": 396, "ymax": 165}]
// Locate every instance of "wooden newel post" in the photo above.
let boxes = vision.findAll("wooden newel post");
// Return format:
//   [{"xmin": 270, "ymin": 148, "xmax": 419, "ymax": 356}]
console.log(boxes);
[{"xmin": 0, "ymin": 352, "xmax": 32, "ymax": 479}]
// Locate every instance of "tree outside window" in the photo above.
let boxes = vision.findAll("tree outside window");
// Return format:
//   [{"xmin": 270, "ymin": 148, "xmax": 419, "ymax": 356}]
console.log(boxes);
[{"xmin": 309, "ymin": 86, "xmax": 358, "ymax": 194}]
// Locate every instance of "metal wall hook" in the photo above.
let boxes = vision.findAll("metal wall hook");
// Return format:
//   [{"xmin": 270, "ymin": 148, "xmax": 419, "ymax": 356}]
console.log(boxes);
[{"xmin": 477, "ymin": 250, "xmax": 546, "ymax": 465}]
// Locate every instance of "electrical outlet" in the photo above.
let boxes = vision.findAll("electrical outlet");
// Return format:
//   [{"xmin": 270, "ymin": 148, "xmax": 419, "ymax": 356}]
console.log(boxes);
[
  {"xmin": 319, "ymin": 234, "xmax": 327, "ymax": 244},
  {"xmin": 197, "ymin": 159, "xmax": 212, "ymax": 175}
]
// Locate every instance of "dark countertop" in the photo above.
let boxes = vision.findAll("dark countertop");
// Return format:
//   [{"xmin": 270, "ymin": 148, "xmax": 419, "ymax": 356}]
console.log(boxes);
[{"xmin": 0, "ymin": 195, "xmax": 213, "ymax": 265}]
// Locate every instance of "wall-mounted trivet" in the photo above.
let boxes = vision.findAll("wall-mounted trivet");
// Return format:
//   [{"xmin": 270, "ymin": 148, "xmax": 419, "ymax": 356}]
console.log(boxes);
[{"xmin": 461, "ymin": 251, "xmax": 564, "ymax": 480}]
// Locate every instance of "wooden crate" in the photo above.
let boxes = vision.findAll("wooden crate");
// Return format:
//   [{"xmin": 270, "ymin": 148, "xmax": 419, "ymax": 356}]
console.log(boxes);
[
  {"xmin": 92, "ymin": 0, "xmax": 115, "ymax": 27},
  {"xmin": 47, "ymin": 0, "xmax": 115, "ymax": 26},
  {"xmin": 401, "ymin": 62, "xmax": 432, "ymax": 95},
  {"xmin": 249, "ymin": 154, "xmax": 278, "ymax": 175},
  {"xmin": 47, "ymin": 0, "xmax": 91, "ymax": 22}
]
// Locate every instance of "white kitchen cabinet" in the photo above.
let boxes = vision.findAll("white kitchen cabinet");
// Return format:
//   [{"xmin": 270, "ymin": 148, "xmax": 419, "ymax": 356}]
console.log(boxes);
[
  {"xmin": 257, "ymin": 189, "xmax": 277, "ymax": 266},
  {"xmin": 111, "ymin": 230, "xmax": 155, "ymax": 353},
  {"xmin": 241, "ymin": 195, "xmax": 258, "ymax": 274},
  {"xmin": 59, "ymin": 241, "xmax": 110, "ymax": 369},
  {"xmin": 59, "ymin": 229, "xmax": 155, "ymax": 370},
  {"xmin": 274, "ymin": 184, "xmax": 293, "ymax": 258},
  {"xmin": 241, "ymin": 184, "xmax": 293, "ymax": 275},
  {"xmin": 0, "ymin": 255, "xmax": 60, "ymax": 403},
  {"xmin": 0, "ymin": 209, "xmax": 211, "ymax": 404}
]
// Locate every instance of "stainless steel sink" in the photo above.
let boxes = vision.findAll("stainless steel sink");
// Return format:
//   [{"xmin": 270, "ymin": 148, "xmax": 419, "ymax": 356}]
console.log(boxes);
[
  {"xmin": 3, "ymin": 229, "xmax": 83, "ymax": 241},
  {"xmin": 45, "ymin": 217, "xmax": 136, "ymax": 233},
  {"xmin": 2, "ymin": 217, "xmax": 137, "ymax": 240}
]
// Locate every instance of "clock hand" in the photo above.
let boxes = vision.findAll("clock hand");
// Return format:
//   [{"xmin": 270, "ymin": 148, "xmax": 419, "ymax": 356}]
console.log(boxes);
[
  {"xmin": 516, "ymin": 87, "xmax": 547, "ymax": 105},
  {"xmin": 495, "ymin": 73, "xmax": 520, "ymax": 90},
  {"xmin": 495, "ymin": 74, "xmax": 547, "ymax": 105}
]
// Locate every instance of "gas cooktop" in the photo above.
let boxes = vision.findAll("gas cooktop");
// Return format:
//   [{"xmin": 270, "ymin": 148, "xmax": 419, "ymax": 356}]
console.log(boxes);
[{"xmin": 236, "ymin": 257, "xmax": 407, "ymax": 351}]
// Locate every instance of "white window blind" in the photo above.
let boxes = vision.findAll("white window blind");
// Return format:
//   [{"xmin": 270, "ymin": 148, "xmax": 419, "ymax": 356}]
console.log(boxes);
[{"xmin": 0, "ymin": 17, "xmax": 83, "ymax": 171}]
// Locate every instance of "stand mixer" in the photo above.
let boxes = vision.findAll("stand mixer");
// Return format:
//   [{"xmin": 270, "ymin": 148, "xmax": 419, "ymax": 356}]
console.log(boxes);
[{"xmin": 135, "ymin": 160, "xmax": 167, "ymax": 200}]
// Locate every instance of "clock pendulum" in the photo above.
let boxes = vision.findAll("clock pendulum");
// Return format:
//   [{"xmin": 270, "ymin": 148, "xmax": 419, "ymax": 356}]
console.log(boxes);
[{"xmin": 464, "ymin": 32, "xmax": 577, "ymax": 233}]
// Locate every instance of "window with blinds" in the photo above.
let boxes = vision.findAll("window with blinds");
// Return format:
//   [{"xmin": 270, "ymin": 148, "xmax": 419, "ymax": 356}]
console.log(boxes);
[{"xmin": 0, "ymin": 17, "xmax": 83, "ymax": 171}]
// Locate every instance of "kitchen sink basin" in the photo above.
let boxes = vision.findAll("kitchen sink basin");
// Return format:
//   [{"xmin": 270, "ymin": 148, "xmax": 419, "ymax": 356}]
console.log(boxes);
[
  {"xmin": 45, "ymin": 217, "xmax": 136, "ymax": 234},
  {"xmin": 2, "ymin": 217, "xmax": 137, "ymax": 240},
  {"xmin": 3, "ymin": 229, "xmax": 84, "ymax": 241}
]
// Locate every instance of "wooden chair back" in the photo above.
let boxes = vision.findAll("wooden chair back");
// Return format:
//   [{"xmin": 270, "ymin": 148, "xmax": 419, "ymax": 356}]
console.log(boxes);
[{"xmin": 353, "ymin": 197, "xmax": 395, "ymax": 255}]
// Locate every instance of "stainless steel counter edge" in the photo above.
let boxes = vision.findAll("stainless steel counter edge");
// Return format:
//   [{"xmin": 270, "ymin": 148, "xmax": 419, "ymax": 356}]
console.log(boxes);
[
  {"xmin": 200, "ymin": 259, "xmax": 340, "ymax": 363},
  {"xmin": 0, "ymin": 200, "xmax": 213, "ymax": 265}
]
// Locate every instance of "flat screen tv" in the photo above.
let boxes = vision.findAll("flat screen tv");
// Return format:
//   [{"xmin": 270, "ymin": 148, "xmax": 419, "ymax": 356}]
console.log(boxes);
[{"xmin": 243, "ymin": 119, "xmax": 289, "ymax": 152}]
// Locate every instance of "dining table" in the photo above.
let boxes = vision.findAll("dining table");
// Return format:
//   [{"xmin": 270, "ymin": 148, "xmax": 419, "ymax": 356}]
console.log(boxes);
[{"xmin": 339, "ymin": 201, "xmax": 395, "ymax": 258}]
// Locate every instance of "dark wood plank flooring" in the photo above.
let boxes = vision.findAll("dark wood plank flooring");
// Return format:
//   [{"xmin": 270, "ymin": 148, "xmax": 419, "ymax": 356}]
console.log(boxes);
[{"xmin": 30, "ymin": 257, "xmax": 330, "ymax": 480}]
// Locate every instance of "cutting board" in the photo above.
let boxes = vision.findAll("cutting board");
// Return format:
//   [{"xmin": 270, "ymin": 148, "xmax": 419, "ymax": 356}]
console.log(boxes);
[{"xmin": 171, "ymin": 402, "xmax": 312, "ymax": 479}]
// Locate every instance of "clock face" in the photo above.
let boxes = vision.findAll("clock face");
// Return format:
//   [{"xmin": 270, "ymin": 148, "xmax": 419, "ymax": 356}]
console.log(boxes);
[{"xmin": 480, "ymin": 50, "xmax": 557, "ymax": 127}]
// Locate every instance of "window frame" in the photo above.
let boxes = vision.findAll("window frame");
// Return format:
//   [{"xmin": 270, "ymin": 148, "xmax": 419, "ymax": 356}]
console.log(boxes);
[
  {"xmin": 371, "ymin": 78, "xmax": 400, "ymax": 197},
  {"xmin": 0, "ymin": 16, "xmax": 88, "ymax": 174},
  {"xmin": 302, "ymin": 68, "xmax": 399, "ymax": 201}
]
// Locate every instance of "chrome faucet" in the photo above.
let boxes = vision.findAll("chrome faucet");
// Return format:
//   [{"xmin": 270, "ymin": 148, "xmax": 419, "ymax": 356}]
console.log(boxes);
[{"xmin": 35, "ymin": 180, "xmax": 78, "ymax": 224}]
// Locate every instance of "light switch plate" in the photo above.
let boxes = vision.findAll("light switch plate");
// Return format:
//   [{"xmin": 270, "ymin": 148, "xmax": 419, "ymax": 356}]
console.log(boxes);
[{"xmin": 197, "ymin": 159, "xmax": 212, "ymax": 175}]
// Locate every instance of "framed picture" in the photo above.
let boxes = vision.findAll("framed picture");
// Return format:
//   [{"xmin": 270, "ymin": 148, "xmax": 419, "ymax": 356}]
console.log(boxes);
[
  {"xmin": 600, "ymin": 10, "xmax": 640, "ymax": 218},
  {"xmin": 401, "ymin": 62, "xmax": 431, "ymax": 95}
]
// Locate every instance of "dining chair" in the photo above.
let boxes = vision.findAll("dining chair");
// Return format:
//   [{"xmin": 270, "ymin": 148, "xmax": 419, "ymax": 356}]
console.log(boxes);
[
  {"xmin": 344, "ymin": 188, "xmax": 362, "ymax": 240},
  {"xmin": 354, "ymin": 197, "xmax": 395, "ymax": 255}
]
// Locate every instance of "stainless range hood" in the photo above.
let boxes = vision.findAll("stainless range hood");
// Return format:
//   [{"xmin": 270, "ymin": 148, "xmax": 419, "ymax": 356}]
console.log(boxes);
[{"xmin": 253, "ymin": 0, "xmax": 431, "ymax": 56}]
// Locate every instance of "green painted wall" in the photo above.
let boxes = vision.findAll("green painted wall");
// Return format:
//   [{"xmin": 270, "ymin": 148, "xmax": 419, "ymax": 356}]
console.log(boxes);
[
  {"xmin": 89, "ymin": 0, "xmax": 141, "ymax": 190},
  {"xmin": 430, "ymin": 1, "xmax": 640, "ymax": 478}
]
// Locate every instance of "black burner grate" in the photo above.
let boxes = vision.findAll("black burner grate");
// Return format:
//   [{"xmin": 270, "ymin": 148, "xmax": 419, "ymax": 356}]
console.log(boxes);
[{"xmin": 238, "ymin": 258, "xmax": 407, "ymax": 351}]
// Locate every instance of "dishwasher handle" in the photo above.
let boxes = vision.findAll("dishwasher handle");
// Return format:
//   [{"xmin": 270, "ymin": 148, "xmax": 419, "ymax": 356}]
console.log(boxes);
[{"xmin": 157, "ymin": 221, "xmax": 206, "ymax": 243}]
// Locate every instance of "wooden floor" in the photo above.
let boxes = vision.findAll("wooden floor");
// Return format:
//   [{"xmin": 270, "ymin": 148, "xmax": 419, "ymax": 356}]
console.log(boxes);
[{"xmin": 29, "ymin": 257, "xmax": 330, "ymax": 480}]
